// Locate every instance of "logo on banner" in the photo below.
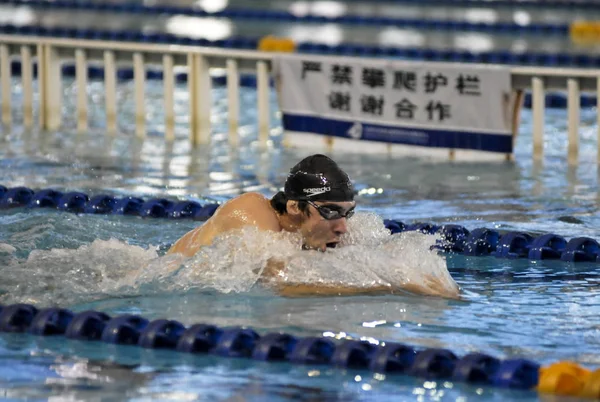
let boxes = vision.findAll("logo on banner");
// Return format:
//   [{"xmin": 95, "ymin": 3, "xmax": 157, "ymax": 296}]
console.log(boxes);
[{"xmin": 347, "ymin": 122, "xmax": 363, "ymax": 140}]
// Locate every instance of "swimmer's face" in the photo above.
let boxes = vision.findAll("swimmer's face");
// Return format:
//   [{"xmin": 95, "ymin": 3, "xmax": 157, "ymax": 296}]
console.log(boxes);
[{"xmin": 298, "ymin": 200, "xmax": 356, "ymax": 252}]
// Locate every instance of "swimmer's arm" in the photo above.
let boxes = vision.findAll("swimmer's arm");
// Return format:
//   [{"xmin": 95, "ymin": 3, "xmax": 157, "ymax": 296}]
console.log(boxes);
[
  {"xmin": 259, "ymin": 261, "xmax": 460, "ymax": 299},
  {"xmin": 258, "ymin": 260, "xmax": 404, "ymax": 296},
  {"xmin": 272, "ymin": 282, "xmax": 460, "ymax": 299},
  {"xmin": 272, "ymin": 283, "xmax": 397, "ymax": 297}
]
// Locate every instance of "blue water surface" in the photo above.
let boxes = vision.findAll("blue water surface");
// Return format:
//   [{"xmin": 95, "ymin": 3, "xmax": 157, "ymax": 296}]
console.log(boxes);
[{"xmin": 0, "ymin": 67, "xmax": 599, "ymax": 402}]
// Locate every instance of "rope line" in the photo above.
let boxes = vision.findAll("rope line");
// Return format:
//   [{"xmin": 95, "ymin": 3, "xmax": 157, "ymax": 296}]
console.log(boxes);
[
  {"xmin": 2, "ymin": 0, "xmax": 572, "ymax": 35},
  {"xmin": 0, "ymin": 303, "xmax": 597, "ymax": 398},
  {"xmin": 1, "ymin": 185, "xmax": 599, "ymax": 263},
  {"xmin": 0, "ymin": 23, "xmax": 598, "ymax": 68}
]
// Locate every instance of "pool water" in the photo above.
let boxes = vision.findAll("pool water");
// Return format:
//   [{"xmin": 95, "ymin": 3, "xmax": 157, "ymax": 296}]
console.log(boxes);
[{"xmin": 1, "ymin": 71, "xmax": 600, "ymax": 401}]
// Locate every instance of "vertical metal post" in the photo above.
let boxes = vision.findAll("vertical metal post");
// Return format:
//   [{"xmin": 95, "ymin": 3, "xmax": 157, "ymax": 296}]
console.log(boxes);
[
  {"xmin": 133, "ymin": 52, "xmax": 145, "ymax": 139},
  {"xmin": 226, "ymin": 59, "xmax": 239, "ymax": 147},
  {"xmin": 37, "ymin": 44, "xmax": 46, "ymax": 129},
  {"xmin": 187, "ymin": 53, "xmax": 198, "ymax": 144},
  {"xmin": 567, "ymin": 78, "xmax": 580, "ymax": 165},
  {"xmin": 104, "ymin": 50, "xmax": 117, "ymax": 135},
  {"xmin": 1, "ymin": 44, "xmax": 11, "ymax": 126},
  {"xmin": 532, "ymin": 77, "xmax": 544, "ymax": 160},
  {"xmin": 21, "ymin": 46, "xmax": 33, "ymax": 128},
  {"xmin": 45, "ymin": 45, "xmax": 62, "ymax": 131},
  {"xmin": 163, "ymin": 54, "xmax": 175, "ymax": 142},
  {"xmin": 196, "ymin": 54, "xmax": 211, "ymax": 146},
  {"xmin": 257, "ymin": 60, "xmax": 269, "ymax": 147},
  {"xmin": 75, "ymin": 49, "xmax": 87, "ymax": 133},
  {"xmin": 188, "ymin": 54, "xmax": 211, "ymax": 146}
]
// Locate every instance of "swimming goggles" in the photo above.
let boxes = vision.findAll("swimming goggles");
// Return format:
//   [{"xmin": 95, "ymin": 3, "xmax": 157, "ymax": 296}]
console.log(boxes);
[{"xmin": 307, "ymin": 200, "xmax": 355, "ymax": 220}]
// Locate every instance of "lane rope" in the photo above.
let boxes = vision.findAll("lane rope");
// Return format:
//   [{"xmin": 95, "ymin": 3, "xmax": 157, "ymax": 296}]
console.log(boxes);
[
  {"xmin": 0, "ymin": 302, "xmax": 597, "ymax": 399},
  {"xmin": 1, "ymin": 185, "xmax": 599, "ymax": 263}
]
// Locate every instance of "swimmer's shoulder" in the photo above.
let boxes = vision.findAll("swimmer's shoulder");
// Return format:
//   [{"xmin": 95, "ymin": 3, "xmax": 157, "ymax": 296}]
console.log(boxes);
[
  {"xmin": 167, "ymin": 193, "xmax": 280, "ymax": 257},
  {"xmin": 213, "ymin": 192, "xmax": 281, "ymax": 232},
  {"xmin": 215, "ymin": 192, "xmax": 271, "ymax": 215}
]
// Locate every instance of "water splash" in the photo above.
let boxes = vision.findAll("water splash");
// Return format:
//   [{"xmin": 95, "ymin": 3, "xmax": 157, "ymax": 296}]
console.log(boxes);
[
  {"xmin": 0, "ymin": 213, "xmax": 459, "ymax": 305},
  {"xmin": 0, "ymin": 239, "xmax": 158, "ymax": 306}
]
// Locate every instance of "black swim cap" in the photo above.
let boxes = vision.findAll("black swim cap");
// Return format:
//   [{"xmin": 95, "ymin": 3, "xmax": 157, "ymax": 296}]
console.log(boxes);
[{"xmin": 284, "ymin": 154, "xmax": 354, "ymax": 202}]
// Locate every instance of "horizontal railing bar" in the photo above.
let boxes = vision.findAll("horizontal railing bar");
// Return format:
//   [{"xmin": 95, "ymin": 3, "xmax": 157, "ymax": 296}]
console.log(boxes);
[
  {"xmin": 511, "ymin": 67, "xmax": 600, "ymax": 92},
  {"xmin": 0, "ymin": 35, "xmax": 273, "ymax": 62},
  {"xmin": 512, "ymin": 75, "xmax": 599, "ymax": 92},
  {"xmin": 510, "ymin": 66, "xmax": 600, "ymax": 78}
]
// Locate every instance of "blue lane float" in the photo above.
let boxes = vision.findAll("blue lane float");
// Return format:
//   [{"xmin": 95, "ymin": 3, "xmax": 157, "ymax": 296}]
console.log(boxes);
[
  {"xmin": 452, "ymin": 352, "xmax": 500, "ymax": 384},
  {"xmin": 0, "ymin": 302, "xmax": 544, "ymax": 392},
  {"xmin": 29, "ymin": 308, "xmax": 74, "ymax": 336},
  {"xmin": 527, "ymin": 233, "xmax": 567, "ymax": 260},
  {"xmin": 0, "ymin": 303, "xmax": 38, "ymax": 332},
  {"xmin": 176, "ymin": 324, "xmax": 224, "ymax": 354},
  {"xmin": 29, "ymin": 189, "xmax": 63, "ymax": 208},
  {"xmin": 369, "ymin": 343, "xmax": 416, "ymax": 373},
  {"xmin": 494, "ymin": 232, "xmax": 533, "ymax": 259},
  {"xmin": 113, "ymin": 197, "xmax": 145, "ymax": 216},
  {"xmin": 212, "ymin": 328, "xmax": 259, "ymax": 358},
  {"xmin": 4, "ymin": 0, "xmax": 600, "ymax": 10},
  {"xmin": 289, "ymin": 337, "xmax": 335, "ymax": 365},
  {"xmin": 0, "ymin": 186, "xmax": 34, "ymax": 208},
  {"xmin": 252, "ymin": 333, "xmax": 298, "ymax": 361},
  {"xmin": 281, "ymin": 0, "xmax": 600, "ymax": 9},
  {"xmin": 0, "ymin": 186, "xmax": 219, "ymax": 221},
  {"xmin": 0, "ymin": 185, "xmax": 599, "ymax": 263},
  {"xmin": 561, "ymin": 237, "xmax": 600, "ymax": 262},
  {"xmin": 101, "ymin": 315, "xmax": 150, "ymax": 345},
  {"xmin": 385, "ymin": 218, "xmax": 600, "ymax": 264},
  {"xmin": 58, "ymin": 192, "xmax": 89, "ymax": 213},
  {"xmin": 0, "ymin": 0, "xmax": 571, "ymax": 36},
  {"xmin": 64, "ymin": 310, "xmax": 111, "ymax": 341},
  {"xmin": 462, "ymin": 228, "xmax": 500, "ymax": 257}
]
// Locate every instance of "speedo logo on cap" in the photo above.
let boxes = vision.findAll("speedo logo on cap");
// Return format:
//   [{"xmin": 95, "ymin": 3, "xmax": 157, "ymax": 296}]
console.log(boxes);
[{"xmin": 303, "ymin": 187, "xmax": 330, "ymax": 197}]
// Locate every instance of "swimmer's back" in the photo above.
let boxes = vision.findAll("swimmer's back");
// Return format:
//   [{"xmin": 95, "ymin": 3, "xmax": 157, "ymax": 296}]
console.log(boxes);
[{"xmin": 167, "ymin": 192, "xmax": 281, "ymax": 257}]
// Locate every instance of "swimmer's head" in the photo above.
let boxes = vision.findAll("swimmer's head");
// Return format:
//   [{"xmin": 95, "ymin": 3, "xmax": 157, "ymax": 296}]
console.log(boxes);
[
  {"xmin": 271, "ymin": 154, "xmax": 356, "ymax": 252},
  {"xmin": 284, "ymin": 154, "xmax": 355, "ymax": 202}
]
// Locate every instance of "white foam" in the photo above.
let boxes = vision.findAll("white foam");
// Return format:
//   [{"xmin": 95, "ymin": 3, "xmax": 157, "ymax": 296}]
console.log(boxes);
[
  {"xmin": 129, "ymin": 212, "xmax": 460, "ymax": 299},
  {"xmin": 0, "ymin": 243, "xmax": 16, "ymax": 254},
  {"xmin": 273, "ymin": 213, "xmax": 460, "ymax": 298},
  {"xmin": 0, "ymin": 238, "xmax": 158, "ymax": 305},
  {"xmin": 0, "ymin": 212, "xmax": 460, "ymax": 305}
]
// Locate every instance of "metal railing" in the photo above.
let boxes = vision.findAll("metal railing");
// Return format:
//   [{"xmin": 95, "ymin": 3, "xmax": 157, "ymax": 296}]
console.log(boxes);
[
  {"xmin": 0, "ymin": 35, "xmax": 273, "ymax": 148},
  {"xmin": 1, "ymin": 35, "xmax": 599, "ymax": 163},
  {"xmin": 511, "ymin": 67, "xmax": 600, "ymax": 164}
]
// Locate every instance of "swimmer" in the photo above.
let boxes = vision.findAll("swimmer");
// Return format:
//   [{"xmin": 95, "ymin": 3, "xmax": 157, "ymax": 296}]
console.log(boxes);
[
  {"xmin": 168, "ymin": 154, "xmax": 459, "ymax": 299},
  {"xmin": 169, "ymin": 154, "xmax": 355, "ymax": 257}
]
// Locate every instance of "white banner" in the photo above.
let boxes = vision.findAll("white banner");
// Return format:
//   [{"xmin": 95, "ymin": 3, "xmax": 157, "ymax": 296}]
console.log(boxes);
[{"xmin": 274, "ymin": 54, "xmax": 516, "ymax": 153}]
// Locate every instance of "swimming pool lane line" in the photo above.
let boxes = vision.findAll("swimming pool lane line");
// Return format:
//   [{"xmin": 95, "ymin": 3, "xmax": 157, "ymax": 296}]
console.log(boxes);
[
  {"xmin": 2, "ymin": 0, "xmax": 572, "ymax": 36},
  {"xmin": 1, "ymin": 185, "xmax": 599, "ymax": 264},
  {"xmin": 0, "ymin": 303, "xmax": 597, "ymax": 399},
  {"xmin": 1, "ymin": 23, "xmax": 600, "ymax": 69},
  {"xmin": 5, "ymin": 0, "xmax": 600, "ymax": 11}
]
